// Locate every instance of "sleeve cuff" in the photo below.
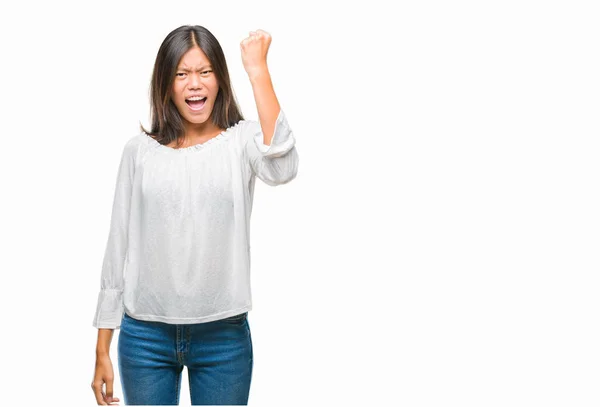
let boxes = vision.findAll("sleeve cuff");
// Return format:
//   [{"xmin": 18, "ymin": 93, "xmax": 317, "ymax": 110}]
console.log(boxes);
[
  {"xmin": 252, "ymin": 109, "xmax": 296, "ymax": 157},
  {"xmin": 92, "ymin": 289, "xmax": 124, "ymax": 329}
]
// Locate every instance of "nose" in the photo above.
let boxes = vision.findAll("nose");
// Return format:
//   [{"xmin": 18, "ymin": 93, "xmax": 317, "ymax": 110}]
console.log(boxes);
[{"xmin": 188, "ymin": 73, "xmax": 202, "ymax": 89}]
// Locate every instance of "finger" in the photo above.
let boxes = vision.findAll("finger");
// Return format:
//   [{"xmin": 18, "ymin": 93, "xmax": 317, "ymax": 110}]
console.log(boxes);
[
  {"xmin": 105, "ymin": 394, "xmax": 120, "ymax": 405},
  {"xmin": 105, "ymin": 394, "xmax": 120, "ymax": 403},
  {"xmin": 101, "ymin": 389, "xmax": 119, "ymax": 405},
  {"xmin": 105, "ymin": 376, "xmax": 114, "ymax": 400},
  {"xmin": 92, "ymin": 381, "xmax": 108, "ymax": 405}
]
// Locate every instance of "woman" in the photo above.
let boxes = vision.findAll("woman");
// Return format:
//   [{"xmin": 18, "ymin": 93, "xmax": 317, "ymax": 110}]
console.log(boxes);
[{"xmin": 90, "ymin": 25, "xmax": 299, "ymax": 405}]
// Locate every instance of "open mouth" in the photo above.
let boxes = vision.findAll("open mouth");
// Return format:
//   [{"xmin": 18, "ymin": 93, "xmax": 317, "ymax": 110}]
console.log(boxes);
[{"xmin": 185, "ymin": 97, "xmax": 207, "ymax": 111}]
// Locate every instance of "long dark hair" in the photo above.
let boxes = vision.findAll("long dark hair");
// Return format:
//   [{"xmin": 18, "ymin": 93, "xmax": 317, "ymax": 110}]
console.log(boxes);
[{"xmin": 140, "ymin": 25, "xmax": 244, "ymax": 146}]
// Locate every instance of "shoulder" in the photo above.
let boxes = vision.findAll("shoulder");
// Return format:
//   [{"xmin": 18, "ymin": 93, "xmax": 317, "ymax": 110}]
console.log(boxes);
[
  {"xmin": 233, "ymin": 110, "xmax": 291, "ymax": 147},
  {"xmin": 120, "ymin": 132, "xmax": 150, "ymax": 159},
  {"xmin": 234, "ymin": 110, "xmax": 290, "ymax": 140},
  {"xmin": 228, "ymin": 119, "xmax": 259, "ymax": 149},
  {"xmin": 129, "ymin": 132, "xmax": 151, "ymax": 147},
  {"xmin": 234, "ymin": 119, "xmax": 261, "ymax": 141},
  {"xmin": 233, "ymin": 118, "xmax": 258, "ymax": 132}
]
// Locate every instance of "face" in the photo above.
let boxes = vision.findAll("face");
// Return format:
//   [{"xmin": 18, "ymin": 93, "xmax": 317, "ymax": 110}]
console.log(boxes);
[{"xmin": 171, "ymin": 46, "xmax": 220, "ymax": 131}]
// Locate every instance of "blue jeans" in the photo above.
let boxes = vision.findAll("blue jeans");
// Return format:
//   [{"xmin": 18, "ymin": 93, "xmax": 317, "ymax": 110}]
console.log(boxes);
[{"xmin": 117, "ymin": 311, "xmax": 253, "ymax": 405}]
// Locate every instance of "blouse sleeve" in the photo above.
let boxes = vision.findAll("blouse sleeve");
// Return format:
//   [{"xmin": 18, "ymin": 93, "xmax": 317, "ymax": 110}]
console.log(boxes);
[
  {"xmin": 92, "ymin": 137, "xmax": 137, "ymax": 329},
  {"xmin": 244, "ymin": 109, "xmax": 299, "ymax": 186}
]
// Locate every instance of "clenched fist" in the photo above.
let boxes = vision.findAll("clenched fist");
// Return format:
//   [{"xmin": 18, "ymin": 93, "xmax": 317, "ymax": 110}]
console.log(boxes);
[{"xmin": 240, "ymin": 29, "xmax": 272, "ymax": 78}]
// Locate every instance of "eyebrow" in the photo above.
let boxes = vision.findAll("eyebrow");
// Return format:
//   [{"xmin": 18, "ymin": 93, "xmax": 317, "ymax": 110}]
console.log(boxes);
[{"xmin": 178, "ymin": 65, "xmax": 212, "ymax": 71}]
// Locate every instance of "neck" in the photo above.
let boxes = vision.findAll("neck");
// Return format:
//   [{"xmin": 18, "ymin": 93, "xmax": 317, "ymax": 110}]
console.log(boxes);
[{"xmin": 182, "ymin": 121, "xmax": 221, "ymax": 140}]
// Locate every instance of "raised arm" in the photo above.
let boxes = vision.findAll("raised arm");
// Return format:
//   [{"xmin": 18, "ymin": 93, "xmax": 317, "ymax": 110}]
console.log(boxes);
[
  {"xmin": 241, "ymin": 29, "xmax": 280, "ymax": 145},
  {"xmin": 240, "ymin": 29, "xmax": 299, "ymax": 185}
]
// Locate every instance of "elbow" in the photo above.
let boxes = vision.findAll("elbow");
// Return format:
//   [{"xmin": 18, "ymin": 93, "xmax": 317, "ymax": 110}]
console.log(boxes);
[
  {"xmin": 284, "ymin": 157, "xmax": 299, "ymax": 184},
  {"xmin": 264, "ymin": 148, "xmax": 299, "ymax": 186},
  {"xmin": 271, "ymin": 168, "xmax": 298, "ymax": 186}
]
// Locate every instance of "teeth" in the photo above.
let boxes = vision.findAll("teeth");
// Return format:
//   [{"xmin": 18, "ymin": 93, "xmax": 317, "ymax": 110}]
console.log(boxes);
[{"xmin": 187, "ymin": 96, "xmax": 206, "ymax": 101}]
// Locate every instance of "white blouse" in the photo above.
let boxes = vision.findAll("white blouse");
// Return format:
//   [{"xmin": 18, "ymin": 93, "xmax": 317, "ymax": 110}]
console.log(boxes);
[{"xmin": 92, "ymin": 109, "xmax": 299, "ymax": 329}]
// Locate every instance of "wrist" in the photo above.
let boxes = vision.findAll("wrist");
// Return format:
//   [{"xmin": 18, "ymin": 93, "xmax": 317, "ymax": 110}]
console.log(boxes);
[{"xmin": 248, "ymin": 66, "xmax": 270, "ymax": 83}]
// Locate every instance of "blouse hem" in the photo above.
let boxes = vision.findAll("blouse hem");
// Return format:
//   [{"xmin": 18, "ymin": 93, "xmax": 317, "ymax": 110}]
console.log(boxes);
[{"xmin": 123, "ymin": 304, "xmax": 253, "ymax": 324}]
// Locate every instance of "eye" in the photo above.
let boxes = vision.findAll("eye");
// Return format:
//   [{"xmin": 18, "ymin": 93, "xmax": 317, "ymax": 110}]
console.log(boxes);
[
  {"xmin": 201, "ymin": 70, "xmax": 212, "ymax": 75},
  {"xmin": 176, "ymin": 73, "xmax": 187, "ymax": 77}
]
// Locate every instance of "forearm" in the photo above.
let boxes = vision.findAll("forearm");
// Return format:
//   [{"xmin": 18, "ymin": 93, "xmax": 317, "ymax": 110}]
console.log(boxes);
[
  {"xmin": 249, "ymin": 66, "xmax": 281, "ymax": 146},
  {"xmin": 96, "ymin": 328, "xmax": 114, "ymax": 356}
]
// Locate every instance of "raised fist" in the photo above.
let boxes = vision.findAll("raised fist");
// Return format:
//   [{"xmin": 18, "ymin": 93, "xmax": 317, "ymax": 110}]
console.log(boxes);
[{"xmin": 240, "ymin": 29, "xmax": 272, "ymax": 77}]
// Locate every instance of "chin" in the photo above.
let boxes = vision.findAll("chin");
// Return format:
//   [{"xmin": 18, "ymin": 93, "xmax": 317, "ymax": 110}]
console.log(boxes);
[{"xmin": 186, "ymin": 114, "xmax": 210, "ymax": 123}]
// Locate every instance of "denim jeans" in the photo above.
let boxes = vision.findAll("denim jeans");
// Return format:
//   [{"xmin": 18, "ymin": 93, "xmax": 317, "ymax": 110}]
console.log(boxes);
[{"xmin": 117, "ymin": 311, "xmax": 253, "ymax": 405}]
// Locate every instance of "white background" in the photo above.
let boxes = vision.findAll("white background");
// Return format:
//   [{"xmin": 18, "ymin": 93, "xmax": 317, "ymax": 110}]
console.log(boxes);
[{"xmin": 0, "ymin": 0, "xmax": 598, "ymax": 406}]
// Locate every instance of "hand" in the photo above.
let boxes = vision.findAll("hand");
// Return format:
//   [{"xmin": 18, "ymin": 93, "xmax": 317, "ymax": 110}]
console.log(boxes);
[
  {"xmin": 240, "ymin": 29, "xmax": 272, "ymax": 78},
  {"xmin": 91, "ymin": 354, "xmax": 120, "ymax": 405}
]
